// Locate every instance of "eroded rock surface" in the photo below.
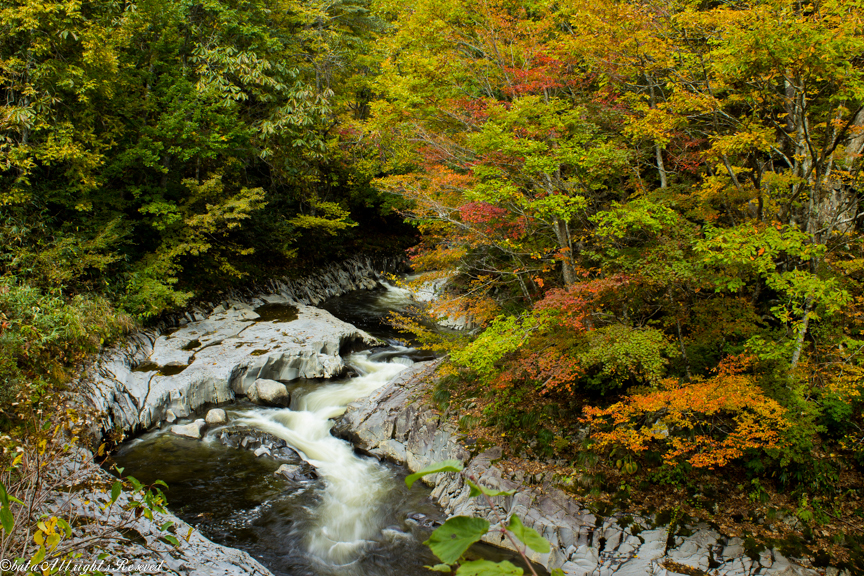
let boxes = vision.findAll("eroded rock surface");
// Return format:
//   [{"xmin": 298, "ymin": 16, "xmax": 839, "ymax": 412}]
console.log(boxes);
[
  {"xmin": 80, "ymin": 256, "xmax": 392, "ymax": 435},
  {"xmin": 336, "ymin": 361, "xmax": 827, "ymax": 576},
  {"xmin": 82, "ymin": 303, "xmax": 376, "ymax": 432}
]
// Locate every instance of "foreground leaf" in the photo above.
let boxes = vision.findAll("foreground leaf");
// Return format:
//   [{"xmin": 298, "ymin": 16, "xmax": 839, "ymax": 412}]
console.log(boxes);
[
  {"xmin": 456, "ymin": 559, "xmax": 523, "ymax": 575},
  {"xmin": 110, "ymin": 481, "xmax": 121, "ymax": 505},
  {"xmin": 405, "ymin": 460, "xmax": 464, "ymax": 488},
  {"xmin": 424, "ymin": 516, "xmax": 490, "ymax": 564},
  {"xmin": 506, "ymin": 515, "xmax": 550, "ymax": 554},
  {"xmin": 466, "ymin": 479, "xmax": 516, "ymax": 498}
]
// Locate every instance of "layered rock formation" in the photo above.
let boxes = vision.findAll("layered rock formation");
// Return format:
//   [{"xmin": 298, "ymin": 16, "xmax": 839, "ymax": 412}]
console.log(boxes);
[
  {"xmin": 80, "ymin": 256, "xmax": 390, "ymax": 434},
  {"xmin": 336, "ymin": 361, "xmax": 829, "ymax": 576}
]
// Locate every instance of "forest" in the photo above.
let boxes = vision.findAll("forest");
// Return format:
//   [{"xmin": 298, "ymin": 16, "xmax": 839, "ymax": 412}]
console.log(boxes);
[{"xmin": 1, "ymin": 0, "xmax": 863, "ymax": 570}]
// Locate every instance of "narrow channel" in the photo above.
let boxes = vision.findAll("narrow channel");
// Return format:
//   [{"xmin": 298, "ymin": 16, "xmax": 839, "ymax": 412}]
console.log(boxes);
[{"xmin": 111, "ymin": 283, "xmax": 542, "ymax": 575}]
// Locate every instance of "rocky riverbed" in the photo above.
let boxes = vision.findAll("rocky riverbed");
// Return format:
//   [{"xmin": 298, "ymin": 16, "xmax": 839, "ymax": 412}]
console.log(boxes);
[{"xmin": 80, "ymin": 257, "xmax": 390, "ymax": 434}]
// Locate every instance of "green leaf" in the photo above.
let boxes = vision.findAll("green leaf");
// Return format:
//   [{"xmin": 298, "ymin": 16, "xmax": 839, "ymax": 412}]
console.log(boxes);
[
  {"xmin": 424, "ymin": 516, "xmax": 490, "ymax": 564},
  {"xmin": 405, "ymin": 460, "xmax": 464, "ymax": 489},
  {"xmin": 425, "ymin": 564, "xmax": 453, "ymax": 573},
  {"xmin": 56, "ymin": 517, "xmax": 72, "ymax": 537},
  {"xmin": 455, "ymin": 559, "xmax": 523, "ymax": 575},
  {"xmin": 110, "ymin": 481, "xmax": 122, "ymax": 505},
  {"xmin": 551, "ymin": 569, "xmax": 565, "ymax": 576},
  {"xmin": 162, "ymin": 534, "xmax": 180, "ymax": 546},
  {"xmin": 466, "ymin": 479, "xmax": 516, "ymax": 498},
  {"xmin": 32, "ymin": 546, "xmax": 45, "ymax": 565},
  {"xmin": 506, "ymin": 515, "xmax": 550, "ymax": 554},
  {"xmin": 0, "ymin": 481, "xmax": 9, "ymax": 508},
  {"xmin": 128, "ymin": 476, "xmax": 143, "ymax": 493},
  {"xmin": 0, "ymin": 508, "xmax": 13, "ymax": 533}
]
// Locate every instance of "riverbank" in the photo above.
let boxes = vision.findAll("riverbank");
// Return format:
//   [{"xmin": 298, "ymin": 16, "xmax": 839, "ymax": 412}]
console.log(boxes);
[{"xmin": 336, "ymin": 361, "xmax": 843, "ymax": 576}]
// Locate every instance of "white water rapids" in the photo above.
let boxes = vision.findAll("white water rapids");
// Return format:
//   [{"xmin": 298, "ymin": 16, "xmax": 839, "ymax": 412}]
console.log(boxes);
[{"xmin": 234, "ymin": 350, "xmax": 409, "ymax": 566}]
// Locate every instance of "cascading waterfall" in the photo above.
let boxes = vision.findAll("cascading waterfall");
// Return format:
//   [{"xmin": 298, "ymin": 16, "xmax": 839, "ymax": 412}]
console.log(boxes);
[{"xmin": 233, "ymin": 352, "xmax": 408, "ymax": 566}]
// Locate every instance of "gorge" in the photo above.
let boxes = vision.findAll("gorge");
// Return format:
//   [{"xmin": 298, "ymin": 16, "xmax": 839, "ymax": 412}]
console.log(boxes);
[{"xmin": 66, "ymin": 259, "xmax": 835, "ymax": 576}]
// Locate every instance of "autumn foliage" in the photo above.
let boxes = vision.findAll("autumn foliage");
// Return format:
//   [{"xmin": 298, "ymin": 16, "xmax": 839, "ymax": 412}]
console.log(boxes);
[
  {"xmin": 583, "ymin": 356, "xmax": 790, "ymax": 469},
  {"xmin": 370, "ymin": 0, "xmax": 864, "ymax": 486}
]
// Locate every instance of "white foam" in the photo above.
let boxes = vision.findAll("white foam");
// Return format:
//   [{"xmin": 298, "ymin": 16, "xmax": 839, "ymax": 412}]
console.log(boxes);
[{"xmin": 232, "ymin": 351, "xmax": 407, "ymax": 564}]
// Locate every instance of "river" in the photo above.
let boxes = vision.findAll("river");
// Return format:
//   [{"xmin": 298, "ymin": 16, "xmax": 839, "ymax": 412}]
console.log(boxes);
[{"xmin": 111, "ymin": 283, "xmax": 541, "ymax": 575}]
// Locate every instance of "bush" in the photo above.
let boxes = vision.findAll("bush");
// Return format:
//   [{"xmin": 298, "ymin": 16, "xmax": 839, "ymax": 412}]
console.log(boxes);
[{"xmin": 0, "ymin": 277, "xmax": 132, "ymax": 420}]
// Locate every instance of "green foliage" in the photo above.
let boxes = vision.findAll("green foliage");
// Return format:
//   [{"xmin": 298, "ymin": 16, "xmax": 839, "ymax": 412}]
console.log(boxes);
[
  {"xmin": 450, "ymin": 315, "xmax": 546, "ymax": 380},
  {"xmin": 576, "ymin": 325, "xmax": 678, "ymax": 392},
  {"xmin": 425, "ymin": 516, "xmax": 491, "ymax": 564},
  {"xmin": 406, "ymin": 460, "xmax": 563, "ymax": 576},
  {"xmin": 0, "ymin": 277, "xmax": 132, "ymax": 414},
  {"xmin": 456, "ymin": 560, "xmax": 524, "ymax": 576},
  {"xmin": 405, "ymin": 459, "xmax": 464, "ymax": 488},
  {"xmin": 0, "ymin": 0, "xmax": 404, "ymax": 320},
  {"xmin": 505, "ymin": 515, "xmax": 550, "ymax": 554}
]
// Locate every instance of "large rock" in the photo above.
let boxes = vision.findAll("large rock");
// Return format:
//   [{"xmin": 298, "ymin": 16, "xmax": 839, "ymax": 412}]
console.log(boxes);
[
  {"xmin": 205, "ymin": 408, "xmax": 228, "ymax": 425},
  {"xmin": 170, "ymin": 419, "xmax": 206, "ymax": 439},
  {"xmin": 274, "ymin": 464, "xmax": 316, "ymax": 482},
  {"xmin": 335, "ymin": 362, "xmax": 825, "ymax": 576},
  {"xmin": 247, "ymin": 379, "xmax": 290, "ymax": 406},
  {"xmin": 217, "ymin": 428, "xmax": 302, "ymax": 462},
  {"xmin": 82, "ymin": 303, "xmax": 377, "ymax": 432}
]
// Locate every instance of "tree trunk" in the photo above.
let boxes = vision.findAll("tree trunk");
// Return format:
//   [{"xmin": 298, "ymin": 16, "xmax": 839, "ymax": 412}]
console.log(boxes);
[
  {"xmin": 649, "ymin": 81, "xmax": 667, "ymax": 188},
  {"xmin": 554, "ymin": 218, "xmax": 577, "ymax": 285},
  {"xmin": 790, "ymin": 296, "xmax": 814, "ymax": 371},
  {"xmin": 655, "ymin": 144, "xmax": 667, "ymax": 189},
  {"xmin": 676, "ymin": 316, "xmax": 692, "ymax": 381}
]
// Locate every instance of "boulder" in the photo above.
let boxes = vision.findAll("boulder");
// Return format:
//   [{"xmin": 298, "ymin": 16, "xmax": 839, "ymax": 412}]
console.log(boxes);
[
  {"xmin": 274, "ymin": 463, "xmax": 317, "ymax": 482},
  {"xmin": 247, "ymin": 379, "xmax": 290, "ymax": 406},
  {"xmin": 218, "ymin": 428, "xmax": 301, "ymax": 462},
  {"xmin": 170, "ymin": 419, "xmax": 207, "ymax": 439},
  {"xmin": 205, "ymin": 408, "xmax": 228, "ymax": 426},
  {"xmin": 275, "ymin": 464, "xmax": 302, "ymax": 480}
]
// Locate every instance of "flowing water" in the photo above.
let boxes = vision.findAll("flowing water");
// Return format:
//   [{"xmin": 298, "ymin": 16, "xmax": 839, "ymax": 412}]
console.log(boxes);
[{"xmin": 111, "ymin": 284, "xmax": 543, "ymax": 575}]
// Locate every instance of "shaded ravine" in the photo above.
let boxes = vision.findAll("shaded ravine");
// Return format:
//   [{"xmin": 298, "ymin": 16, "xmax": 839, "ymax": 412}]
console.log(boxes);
[{"xmin": 111, "ymin": 284, "xmax": 543, "ymax": 576}]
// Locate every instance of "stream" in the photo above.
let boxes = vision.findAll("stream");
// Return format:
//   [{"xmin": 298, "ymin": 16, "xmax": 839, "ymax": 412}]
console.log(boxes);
[{"xmin": 111, "ymin": 284, "xmax": 542, "ymax": 576}]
